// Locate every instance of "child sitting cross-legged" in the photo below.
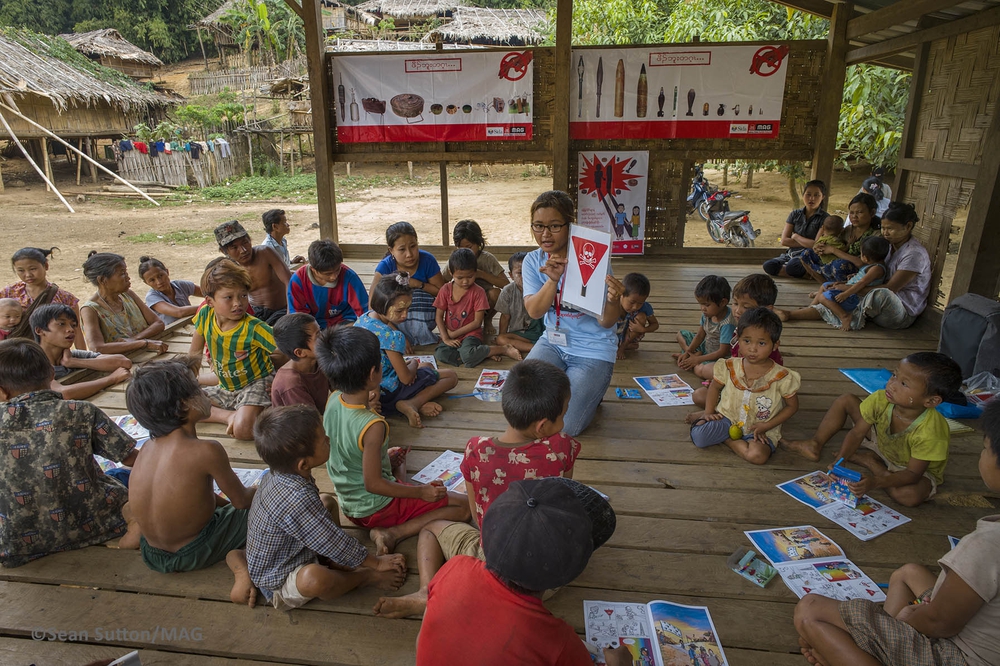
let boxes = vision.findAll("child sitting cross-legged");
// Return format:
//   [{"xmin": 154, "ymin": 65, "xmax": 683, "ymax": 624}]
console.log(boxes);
[
  {"xmin": 686, "ymin": 308, "xmax": 801, "ymax": 465},
  {"xmin": 675, "ymin": 275, "xmax": 737, "ymax": 375},
  {"xmin": 30, "ymin": 303, "xmax": 132, "ymax": 400},
  {"xmin": 242, "ymin": 405, "xmax": 406, "ymax": 610},
  {"xmin": 271, "ymin": 313, "xmax": 329, "ymax": 413},
  {"xmin": 317, "ymin": 325, "xmax": 470, "ymax": 555},
  {"xmin": 355, "ymin": 273, "xmax": 458, "ymax": 428},
  {"xmin": 786, "ymin": 352, "xmax": 962, "ymax": 507},
  {"xmin": 614, "ymin": 272, "xmax": 660, "ymax": 360},
  {"xmin": 434, "ymin": 248, "xmax": 521, "ymax": 367},
  {"xmin": 126, "ymin": 360, "xmax": 257, "ymax": 601},
  {"xmin": 0, "ymin": 339, "xmax": 140, "ymax": 567},
  {"xmin": 372, "ymin": 359, "xmax": 581, "ymax": 619},
  {"xmin": 495, "ymin": 252, "xmax": 544, "ymax": 355},
  {"xmin": 794, "ymin": 397, "xmax": 1000, "ymax": 666},
  {"xmin": 287, "ymin": 239, "xmax": 369, "ymax": 330}
]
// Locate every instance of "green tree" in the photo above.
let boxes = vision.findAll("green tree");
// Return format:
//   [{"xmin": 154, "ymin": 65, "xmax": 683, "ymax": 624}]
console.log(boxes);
[{"xmin": 555, "ymin": 0, "xmax": 671, "ymax": 45}]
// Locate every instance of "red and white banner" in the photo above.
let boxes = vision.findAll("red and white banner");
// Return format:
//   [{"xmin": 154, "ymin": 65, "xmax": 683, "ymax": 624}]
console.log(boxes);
[
  {"xmin": 570, "ymin": 45, "xmax": 789, "ymax": 140},
  {"xmin": 332, "ymin": 51, "xmax": 534, "ymax": 143},
  {"xmin": 577, "ymin": 151, "xmax": 649, "ymax": 255}
]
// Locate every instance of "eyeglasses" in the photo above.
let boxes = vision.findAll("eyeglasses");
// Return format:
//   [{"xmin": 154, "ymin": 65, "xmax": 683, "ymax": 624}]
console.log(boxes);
[{"xmin": 530, "ymin": 222, "xmax": 569, "ymax": 234}]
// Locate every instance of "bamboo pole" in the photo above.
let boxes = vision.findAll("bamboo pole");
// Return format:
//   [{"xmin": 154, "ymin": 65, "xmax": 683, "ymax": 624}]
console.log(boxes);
[
  {"xmin": 42, "ymin": 138, "xmax": 51, "ymax": 192},
  {"xmin": 89, "ymin": 138, "xmax": 98, "ymax": 184},
  {"xmin": 0, "ymin": 157, "xmax": 5, "ymax": 193},
  {"xmin": 0, "ymin": 110, "xmax": 74, "ymax": 212},
  {"xmin": 76, "ymin": 139, "xmax": 83, "ymax": 186}
]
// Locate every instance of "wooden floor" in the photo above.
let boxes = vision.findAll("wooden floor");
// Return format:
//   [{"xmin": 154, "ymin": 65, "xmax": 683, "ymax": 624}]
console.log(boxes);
[{"xmin": 2, "ymin": 258, "xmax": 994, "ymax": 666}]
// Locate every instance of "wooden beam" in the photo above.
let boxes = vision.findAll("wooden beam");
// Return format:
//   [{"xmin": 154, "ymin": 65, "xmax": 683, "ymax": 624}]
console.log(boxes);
[
  {"xmin": 301, "ymin": 0, "xmax": 338, "ymax": 243},
  {"xmin": 950, "ymin": 104, "xmax": 1000, "ymax": 299},
  {"xmin": 868, "ymin": 53, "xmax": 915, "ymax": 71},
  {"xmin": 811, "ymin": 2, "xmax": 851, "ymax": 186},
  {"xmin": 439, "ymin": 162, "xmax": 450, "ymax": 246},
  {"xmin": 893, "ymin": 40, "xmax": 930, "ymax": 198},
  {"xmin": 331, "ymin": 148, "xmax": 815, "ymax": 164},
  {"xmin": 898, "ymin": 157, "xmax": 979, "ymax": 181},
  {"xmin": 283, "ymin": 0, "xmax": 304, "ymax": 20},
  {"xmin": 847, "ymin": 0, "xmax": 966, "ymax": 39},
  {"xmin": 551, "ymin": 0, "xmax": 572, "ymax": 193},
  {"xmin": 847, "ymin": 5, "xmax": 1000, "ymax": 65}
]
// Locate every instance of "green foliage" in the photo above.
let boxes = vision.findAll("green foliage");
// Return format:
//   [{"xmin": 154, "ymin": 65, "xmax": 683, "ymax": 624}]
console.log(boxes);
[
  {"xmin": 172, "ymin": 98, "xmax": 245, "ymax": 138},
  {"xmin": 838, "ymin": 64, "xmax": 909, "ymax": 170},
  {"xmin": 126, "ymin": 230, "xmax": 215, "ymax": 244},
  {"xmin": 663, "ymin": 0, "xmax": 827, "ymax": 41},
  {"xmin": 200, "ymin": 173, "xmax": 319, "ymax": 201},
  {"xmin": 555, "ymin": 0, "xmax": 671, "ymax": 46},
  {"xmin": 218, "ymin": 0, "xmax": 304, "ymax": 64}
]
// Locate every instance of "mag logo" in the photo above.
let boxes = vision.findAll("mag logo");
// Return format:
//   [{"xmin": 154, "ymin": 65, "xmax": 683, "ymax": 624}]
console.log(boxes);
[
  {"xmin": 729, "ymin": 123, "xmax": 748, "ymax": 134},
  {"xmin": 750, "ymin": 123, "xmax": 774, "ymax": 134}
]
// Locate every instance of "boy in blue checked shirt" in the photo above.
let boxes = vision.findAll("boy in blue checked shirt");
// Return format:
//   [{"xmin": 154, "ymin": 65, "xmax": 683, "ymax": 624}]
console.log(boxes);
[{"xmin": 242, "ymin": 405, "xmax": 406, "ymax": 609}]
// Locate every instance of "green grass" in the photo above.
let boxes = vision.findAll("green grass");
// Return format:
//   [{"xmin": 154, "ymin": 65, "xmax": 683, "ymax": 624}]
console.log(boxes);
[
  {"xmin": 125, "ymin": 230, "xmax": 215, "ymax": 245},
  {"xmin": 200, "ymin": 174, "xmax": 319, "ymax": 202}
]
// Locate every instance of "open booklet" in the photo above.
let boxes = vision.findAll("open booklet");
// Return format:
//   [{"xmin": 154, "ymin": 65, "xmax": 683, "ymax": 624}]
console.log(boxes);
[
  {"xmin": 584, "ymin": 599, "xmax": 728, "ymax": 666},
  {"xmin": 214, "ymin": 468, "xmax": 268, "ymax": 501},
  {"xmin": 777, "ymin": 471, "xmax": 910, "ymax": 541},
  {"xmin": 411, "ymin": 450, "xmax": 466, "ymax": 494},
  {"xmin": 745, "ymin": 526, "xmax": 885, "ymax": 602},
  {"xmin": 404, "ymin": 355, "xmax": 438, "ymax": 370},
  {"xmin": 94, "ymin": 414, "xmax": 151, "ymax": 472},
  {"xmin": 633, "ymin": 374, "xmax": 695, "ymax": 407}
]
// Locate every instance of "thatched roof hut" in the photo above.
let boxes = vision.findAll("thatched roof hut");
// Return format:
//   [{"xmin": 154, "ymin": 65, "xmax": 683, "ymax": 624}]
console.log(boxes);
[
  {"xmin": 424, "ymin": 7, "xmax": 547, "ymax": 46},
  {"xmin": 60, "ymin": 29, "xmax": 164, "ymax": 79},
  {"xmin": 353, "ymin": 0, "xmax": 465, "ymax": 29},
  {"xmin": 0, "ymin": 28, "xmax": 175, "ymax": 140}
]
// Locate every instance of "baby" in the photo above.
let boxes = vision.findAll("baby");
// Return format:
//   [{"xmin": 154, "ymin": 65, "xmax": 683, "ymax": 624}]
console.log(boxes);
[
  {"xmin": 812, "ymin": 215, "xmax": 847, "ymax": 264},
  {"xmin": 0, "ymin": 298, "xmax": 23, "ymax": 341}
]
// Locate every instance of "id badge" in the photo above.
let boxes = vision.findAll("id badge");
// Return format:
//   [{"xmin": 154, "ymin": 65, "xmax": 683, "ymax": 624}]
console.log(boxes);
[{"xmin": 548, "ymin": 328, "xmax": 569, "ymax": 347}]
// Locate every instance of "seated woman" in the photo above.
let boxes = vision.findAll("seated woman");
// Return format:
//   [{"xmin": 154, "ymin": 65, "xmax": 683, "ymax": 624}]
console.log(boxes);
[
  {"xmin": 79, "ymin": 252, "xmax": 169, "ymax": 355},
  {"xmin": 762, "ymin": 180, "xmax": 828, "ymax": 279},
  {"xmin": 778, "ymin": 202, "xmax": 930, "ymax": 331},
  {"xmin": 2, "ymin": 247, "xmax": 85, "ymax": 348},
  {"xmin": 800, "ymin": 193, "xmax": 881, "ymax": 284}
]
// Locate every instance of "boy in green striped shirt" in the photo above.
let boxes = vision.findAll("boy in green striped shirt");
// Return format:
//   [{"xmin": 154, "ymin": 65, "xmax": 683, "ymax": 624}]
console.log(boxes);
[{"xmin": 190, "ymin": 259, "xmax": 277, "ymax": 440}]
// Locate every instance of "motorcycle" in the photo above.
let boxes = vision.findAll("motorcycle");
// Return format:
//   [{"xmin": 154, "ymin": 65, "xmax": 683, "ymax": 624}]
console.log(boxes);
[
  {"xmin": 686, "ymin": 165, "xmax": 715, "ymax": 220},
  {"xmin": 704, "ymin": 190, "xmax": 760, "ymax": 247},
  {"xmin": 698, "ymin": 187, "xmax": 731, "ymax": 220}
]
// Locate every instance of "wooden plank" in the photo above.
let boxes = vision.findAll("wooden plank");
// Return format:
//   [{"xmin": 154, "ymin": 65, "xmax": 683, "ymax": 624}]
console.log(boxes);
[
  {"xmin": 303, "ymin": 0, "xmax": 339, "ymax": 243},
  {"xmin": 551, "ymin": 0, "xmax": 573, "ymax": 192},
  {"xmin": 898, "ymin": 157, "xmax": 978, "ymax": 181},
  {"xmin": 0, "ymin": 637, "xmax": 278, "ymax": 666},
  {"xmin": 846, "ymin": 5, "xmax": 1000, "ymax": 64},
  {"xmin": 846, "ymin": 0, "xmax": 968, "ymax": 39},
  {"xmin": 331, "ymin": 150, "xmax": 553, "ymax": 164},
  {"xmin": 811, "ymin": 1, "xmax": 851, "ymax": 186}
]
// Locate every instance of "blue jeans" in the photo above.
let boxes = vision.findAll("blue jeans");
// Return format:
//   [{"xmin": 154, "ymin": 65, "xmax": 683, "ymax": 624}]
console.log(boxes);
[
  {"xmin": 690, "ymin": 416, "xmax": 776, "ymax": 452},
  {"xmin": 762, "ymin": 252, "xmax": 809, "ymax": 278},
  {"xmin": 526, "ymin": 338, "xmax": 614, "ymax": 437}
]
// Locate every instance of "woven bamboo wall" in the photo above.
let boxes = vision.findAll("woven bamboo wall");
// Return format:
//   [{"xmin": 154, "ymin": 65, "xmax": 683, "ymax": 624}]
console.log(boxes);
[{"xmin": 900, "ymin": 24, "xmax": 1000, "ymax": 305}]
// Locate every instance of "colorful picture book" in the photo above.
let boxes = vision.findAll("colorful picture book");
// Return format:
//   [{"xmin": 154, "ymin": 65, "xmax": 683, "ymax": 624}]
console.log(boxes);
[
  {"xmin": 475, "ymin": 369, "xmax": 508, "ymax": 392},
  {"xmin": 633, "ymin": 374, "xmax": 695, "ymax": 407},
  {"xmin": 745, "ymin": 526, "xmax": 885, "ymax": 602},
  {"xmin": 727, "ymin": 547, "xmax": 777, "ymax": 588},
  {"xmin": 411, "ymin": 450, "xmax": 467, "ymax": 494},
  {"xmin": 776, "ymin": 471, "xmax": 910, "ymax": 541},
  {"xmin": 93, "ymin": 415, "xmax": 150, "ymax": 472},
  {"xmin": 584, "ymin": 599, "xmax": 728, "ymax": 666},
  {"xmin": 214, "ymin": 468, "xmax": 268, "ymax": 501},
  {"xmin": 405, "ymin": 355, "xmax": 438, "ymax": 370}
]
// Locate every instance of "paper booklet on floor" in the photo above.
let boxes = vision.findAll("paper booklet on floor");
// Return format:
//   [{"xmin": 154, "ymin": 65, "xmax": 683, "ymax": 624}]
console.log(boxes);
[
  {"xmin": 776, "ymin": 471, "xmax": 910, "ymax": 541},
  {"xmin": 745, "ymin": 526, "xmax": 885, "ymax": 602},
  {"xmin": 633, "ymin": 374, "xmax": 695, "ymax": 407},
  {"xmin": 214, "ymin": 468, "xmax": 268, "ymax": 501},
  {"xmin": 94, "ymin": 414, "xmax": 151, "ymax": 472},
  {"xmin": 475, "ymin": 369, "xmax": 509, "ymax": 392},
  {"xmin": 405, "ymin": 355, "xmax": 438, "ymax": 370},
  {"xmin": 411, "ymin": 450, "xmax": 467, "ymax": 494},
  {"xmin": 583, "ymin": 599, "xmax": 729, "ymax": 666}
]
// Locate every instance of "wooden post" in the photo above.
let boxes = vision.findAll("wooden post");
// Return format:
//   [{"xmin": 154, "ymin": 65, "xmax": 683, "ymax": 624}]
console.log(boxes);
[
  {"xmin": 297, "ymin": 0, "xmax": 339, "ymax": 243},
  {"xmin": 279, "ymin": 131, "xmax": 284, "ymax": 172},
  {"xmin": 893, "ymin": 40, "xmax": 931, "ymax": 199},
  {"xmin": 196, "ymin": 28, "xmax": 209, "ymax": 71},
  {"xmin": 75, "ymin": 139, "xmax": 83, "ymax": 186},
  {"xmin": 440, "ymin": 162, "xmax": 450, "ymax": 246},
  {"xmin": 811, "ymin": 2, "xmax": 851, "ymax": 186},
  {"xmin": 0, "ymin": 156, "xmax": 5, "ymax": 193},
  {"xmin": 89, "ymin": 138, "xmax": 98, "ymax": 184},
  {"xmin": 551, "ymin": 0, "xmax": 573, "ymax": 193},
  {"xmin": 678, "ymin": 160, "xmax": 693, "ymax": 247},
  {"xmin": 42, "ymin": 137, "xmax": 51, "ymax": 192}
]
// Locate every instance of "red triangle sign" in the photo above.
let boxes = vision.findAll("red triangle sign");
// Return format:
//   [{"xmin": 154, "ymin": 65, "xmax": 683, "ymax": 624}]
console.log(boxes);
[{"xmin": 571, "ymin": 236, "xmax": 609, "ymax": 288}]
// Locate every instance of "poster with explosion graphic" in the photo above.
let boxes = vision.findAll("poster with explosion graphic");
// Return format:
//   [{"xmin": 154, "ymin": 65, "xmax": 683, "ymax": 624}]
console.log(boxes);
[
  {"xmin": 578, "ymin": 151, "xmax": 649, "ymax": 255},
  {"xmin": 571, "ymin": 45, "xmax": 788, "ymax": 140}
]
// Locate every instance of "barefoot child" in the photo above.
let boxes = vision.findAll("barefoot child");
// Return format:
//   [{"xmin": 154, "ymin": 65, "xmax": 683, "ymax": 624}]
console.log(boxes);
[
  {"xmin": 355, "ymin": 273, "xmax": 458, "ymax": 428},
  {"xmin": 214, "ymin": 221, "xmax": 291, "ymax": 326},
  {"xmin": 615, "ymin": 272, "xmax": 659, "ymax": 360},
  {"xmin": 0, "ymin": 297, "xmax": 21, "ymax": 340},
  {"xmin": 785, "ymin": 352, "xmax": 961, "ymax": 507},
  {"xmin": 287, "ymin": 239, "xmax": 368, "ymax": 329},
  {"xmin": 373, "ymin": 359, "xmax": 580, "ymax": 619},
  {"xmin": 794, "ymin": 397, "xmax": 1000, "ymax": 666},
  {"xmin": 0, "ymin": 339, "xmax": 139, "ymax": 567},
  {"xmin": 190, "ymin": 259, "xmax": 277, "ymax": 441},
  {"xmin": 495, "ymin": 252, "xmax": 544, "ymax": 355},
  {"xmin": 441, "ymin": 220, "xmax": 508, "ymax": 334},
  {"xmin": 687, "ymin": 308, "xmax": 800, "ymax": 465},
  {"xmin": 434, "ymin": 248, "xmax": 520, "ymax": 368},
  {"xmin": 244, "ymin": 405, "xmax": 406, "ymax": 609},
  {"xmin": 140, "ymin": 256, "xmax": 202, "ymax": 325},
  {"xmin": 317, "ymin": 325, "xmax": 470, "ymax": 555},
  {"xmin": 271, "ymin": 313, "xmax": 329, "ymax": 413},
  {"xmin": 261, "ymin": 209, "xmax": 305, "ymax": 270},
  {"xmin": 126, "ymin": 360, "xmax": 256, "ymax": 587},
  {"xmin": 675, "ymin": 275, "xmax": 736, "ymax": 373}
]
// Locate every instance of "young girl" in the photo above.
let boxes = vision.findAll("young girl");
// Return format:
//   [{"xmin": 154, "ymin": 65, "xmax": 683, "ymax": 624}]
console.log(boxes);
[
  {"xmin": 355, "ymin": 273, "xmax": 458, "ymax": 428},
  {"xmin": 442, "ymin": 220, "xmax": 508, "ymax": 332},
  {"xmin": 370, "ymin": 222, "xmax": 445, "ymax": 347},
  {"xmin": 139, "ymin": 256, "xmax": 203, "ymax": 325},
  {"xmin": 762, "ymin": 180, "xmax": 829, "ymax": 279},
  {"xmin": 2, "ymin": 247, "xmax": 85, "ymax": 347},
  {"xmin": 686, "ymin": 308, "xmax": 801, "ymax": 465}
]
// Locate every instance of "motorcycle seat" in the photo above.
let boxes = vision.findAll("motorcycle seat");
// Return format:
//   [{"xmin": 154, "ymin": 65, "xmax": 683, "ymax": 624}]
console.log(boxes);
[{"xmin": 722, "ymin": 210, "xmax": 749, "ymax": 220}]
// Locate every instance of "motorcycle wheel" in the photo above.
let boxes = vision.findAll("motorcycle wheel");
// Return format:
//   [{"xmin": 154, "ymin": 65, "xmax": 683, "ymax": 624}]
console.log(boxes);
[
  {"xmin": 728, "ymin": 226, "xmax": 754, "ymax": 248},
  {"xmin": 697, "ymin": 200, "xmax": 710, "ymax": 221},
  {"xmin": 705, "ymin": 218, "xmax": 725, "ymax": 244}
]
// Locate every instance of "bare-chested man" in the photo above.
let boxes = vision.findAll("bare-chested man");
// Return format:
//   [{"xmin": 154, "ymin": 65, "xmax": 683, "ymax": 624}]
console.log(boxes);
[{"xmin": 213, "ymin": 221, "xmax": 291, "ymax": 325}]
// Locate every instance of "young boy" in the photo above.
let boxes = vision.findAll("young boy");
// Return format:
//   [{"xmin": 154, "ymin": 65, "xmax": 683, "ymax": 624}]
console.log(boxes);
[
  {"xmin": 434, "ymin": 248, "xmax": 520, "ymax": 368},
  {"xmin": 675, "ymin": 275, "xmax": 736, "ymax": 373},
  {"xmin": 190, "ymin": 259, "xmax": 277, "ymax": 441},
  {"xmin": 126, "ymin": 360, "xmax": 256, "ymax": 597},
  {"xmin": 0, "ymin": 297, "xmax": 22, "ymax": 340},
  {"xmin": 29, "ymin": 304, "xmax": 132, "ymax": 400},
  {"xmin": 214, "ymin": 220, "xmax": 291, "ymax": 326},
  {"xmin": 786, "ymin": 352, "xmax": 962, "ymax": 507},
  {"xmin": 415, "ymin": 477, "xmax": 628, "ymax": 666},
  {"xmin": 261, "ymin": 208, "xmax": 305, "ymax": 270},
  {"xmin": 794, "ymin": 397, "xmax": 1000, "ymax": 666},
  {"xmin": 373, "ymin": 359, "xmax": 580, "ymax": 619},
  {"xmin": 614, "ymin": 272, "xmax": 659, "ymax": 359},
  {"xmin": 243, "ymin": 405, "xmax": 406, "ymax": 610},
  {"xmin": 287, "ymin": 239, "xmax": 369, "ymax": 330},
  {"xmin": 271, "ymin": 313, "xmax": 329, "ymax": 413},
  {"xmin": 687, "ymin": 308, "xmax": 801, "ymax": 465},
  {"xmin": 0, "ymin": 339, "xmax": 139, "ymax": 567},
  {"xmin": 495, "ymin": 252, "xmax": 544, "ymax": 355},
  {"xmin": 317, "ymin": 325, "xmax": 470, "ymax": 555}
]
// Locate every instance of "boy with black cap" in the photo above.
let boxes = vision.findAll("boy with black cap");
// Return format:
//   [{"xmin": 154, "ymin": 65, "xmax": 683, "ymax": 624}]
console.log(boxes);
[
  {"xmin": 415, "ymin": 477, "xmax": 629, "ymax": 666},
  {"xmin": 214, "ymin": 220, "xmax": 291, "ymax": 325}
]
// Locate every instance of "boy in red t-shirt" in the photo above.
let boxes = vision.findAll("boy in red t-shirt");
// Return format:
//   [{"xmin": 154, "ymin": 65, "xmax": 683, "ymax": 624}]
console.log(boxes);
[
  {"xmin": 373, "ymin": 359, "xmax": 580, "ymax": 619},
  {"xmin": 433, "ymin": 248, "xmax": 520, "ymax": 368}
]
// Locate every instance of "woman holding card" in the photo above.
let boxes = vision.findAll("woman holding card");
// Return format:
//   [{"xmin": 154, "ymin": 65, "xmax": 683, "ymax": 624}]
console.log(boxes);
[{"xmin": 522, "ymin": 190, "xmax": 623, "ymax": 436}]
